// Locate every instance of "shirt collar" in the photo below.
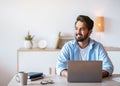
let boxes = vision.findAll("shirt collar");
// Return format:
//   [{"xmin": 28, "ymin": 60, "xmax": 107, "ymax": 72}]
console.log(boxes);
[{"xmin": 73, "ymin": 38, "xmax": 95, "ymax": 50}]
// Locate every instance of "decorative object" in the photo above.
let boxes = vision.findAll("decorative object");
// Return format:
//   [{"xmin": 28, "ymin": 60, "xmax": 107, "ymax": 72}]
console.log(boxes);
[
  {"xmin": 24, "ymin": 32, "xmax": 34, "ymax": 48},
  {"xmin": 58, "ymin": 36, "xmax": 74, "ymax": 49},
  {"xmin": 49, "ymin": 32, "xmax": 61, "ymax": 49},
  {"xmin": 95, "ymin": 16, "xmax": 104, "ymax": 32},
  {"xmin": 55, "ymin": 32, "xmax": 61, "ymax": 49},
  {"xmin": 94, "ymin": 16, "xmax": 104, "ymax": 43},
  {"xmin": 38, "ymin": 40, "xmax": 47, "ymax": 49}
]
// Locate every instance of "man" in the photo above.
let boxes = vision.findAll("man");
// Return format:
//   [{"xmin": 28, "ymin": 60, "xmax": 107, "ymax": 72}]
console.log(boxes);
[{"xmin": 56, "ymin": 15, "xmax": 113, "ymax": 78}]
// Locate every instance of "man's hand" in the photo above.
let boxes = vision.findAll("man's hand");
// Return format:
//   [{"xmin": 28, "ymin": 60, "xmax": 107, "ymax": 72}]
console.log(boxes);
[
  {"xmin": 60, "ymin": 69, "xmax": 68, "ymax": 78},
  {"xmin": 102, "ymin": 70, "xmax": 109, "ymax": 78}
]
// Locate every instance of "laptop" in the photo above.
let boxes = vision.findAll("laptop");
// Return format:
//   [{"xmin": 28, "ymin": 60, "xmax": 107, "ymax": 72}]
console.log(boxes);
[{"xmin": 68, "ymin": 61, "xmax": 102, "ymax": 82}]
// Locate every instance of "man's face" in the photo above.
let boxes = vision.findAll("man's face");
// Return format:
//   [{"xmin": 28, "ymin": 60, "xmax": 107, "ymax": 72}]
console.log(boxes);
[{"xmin": 75, "ymin": 21, "xmax": 92, "ymax": 42}]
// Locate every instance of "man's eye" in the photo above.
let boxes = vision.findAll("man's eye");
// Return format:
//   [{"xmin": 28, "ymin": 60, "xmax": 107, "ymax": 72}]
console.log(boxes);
[
  {"xmin": 75, "ymin": 27, "xmax": 78, "ymax": 30},
  {"xmin": 75, "ymin": 28, "xmax": 77, "ymax": 30},
  {"xmin": 81, "ymin": 28, "xmax": 85, "ymax": 31},
  {"xmin": 75, "ymin": 28, "xmax": 85, "ymax": 31}
]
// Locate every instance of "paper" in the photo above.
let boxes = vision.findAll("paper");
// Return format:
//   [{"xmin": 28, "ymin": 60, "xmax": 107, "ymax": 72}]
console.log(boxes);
[{"xmin": 112, "ymin": 77, "xmax": 120, "ymax": 82}]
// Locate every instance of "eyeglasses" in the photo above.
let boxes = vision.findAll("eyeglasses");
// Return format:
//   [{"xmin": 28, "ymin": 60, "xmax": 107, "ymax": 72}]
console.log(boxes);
[{"xmin": 40, "ymin": 79, "xmax": 54, "ymax": 85}]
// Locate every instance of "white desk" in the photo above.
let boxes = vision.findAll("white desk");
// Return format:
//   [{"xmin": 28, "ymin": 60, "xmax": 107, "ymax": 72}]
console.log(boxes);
[{"xmin": 8, "ymin": 74, "xmax": 120, "ymax": 86}]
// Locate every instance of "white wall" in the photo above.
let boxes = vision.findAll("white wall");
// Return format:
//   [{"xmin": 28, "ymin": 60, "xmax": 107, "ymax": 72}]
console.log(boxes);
[{"xmin": 0, "ymin": 0, "xmax": 120, "ymax": 86}]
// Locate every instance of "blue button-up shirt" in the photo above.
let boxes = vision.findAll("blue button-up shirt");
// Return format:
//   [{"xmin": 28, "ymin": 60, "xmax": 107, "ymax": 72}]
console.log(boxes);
[{"xmin": 56, "ymin": 39, "xmax": 113, "ymax": 75}]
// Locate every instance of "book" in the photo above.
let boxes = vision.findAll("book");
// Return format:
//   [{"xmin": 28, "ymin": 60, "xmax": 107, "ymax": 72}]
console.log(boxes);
[
  {"xmin": 27, "ymin": 72, "xmax": 43, "ymax": 79},
  {"xmin": 28, "ymin": 76, "xmax": 44, "ymax": 81}
]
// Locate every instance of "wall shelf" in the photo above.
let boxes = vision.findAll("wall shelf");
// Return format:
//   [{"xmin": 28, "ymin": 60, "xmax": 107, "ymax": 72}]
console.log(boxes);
[
  {"xmin": 17, "ymin": 46, "xmax": 120, "ymax": 52},
  {"xmin": 104, "ymin": 47, "xmax": 120, "ymax": 51},
  {"xmin": 17, "ymin": 48, "xmax": 60, "ymax": 52}
]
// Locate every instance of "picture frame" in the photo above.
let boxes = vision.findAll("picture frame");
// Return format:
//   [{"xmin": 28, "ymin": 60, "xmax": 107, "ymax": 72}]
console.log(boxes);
[{"xmin": 57, "ymin": 36, "xmax": 74, "ymax": 49}]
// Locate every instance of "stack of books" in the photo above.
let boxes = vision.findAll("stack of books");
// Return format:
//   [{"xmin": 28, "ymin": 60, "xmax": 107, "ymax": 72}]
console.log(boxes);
[{"xmin": 27, "ymin": 72, "xmax": 44, "ymax": 81}]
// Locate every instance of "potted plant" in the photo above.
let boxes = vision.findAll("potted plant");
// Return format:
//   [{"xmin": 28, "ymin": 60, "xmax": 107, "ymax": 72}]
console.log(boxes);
[{"xmin": 24, "ymin": 32, "xmax": 34, "ymax": 48}]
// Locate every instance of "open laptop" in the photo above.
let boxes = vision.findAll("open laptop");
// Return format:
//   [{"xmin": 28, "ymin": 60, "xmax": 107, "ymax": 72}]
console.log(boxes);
[{"xmin": 68, "ymin": 61, "xmax": 102, "ymax": 82}]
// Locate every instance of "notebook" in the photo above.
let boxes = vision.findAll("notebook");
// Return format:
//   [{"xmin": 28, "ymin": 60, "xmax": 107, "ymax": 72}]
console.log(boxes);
[
  {"xmin": 68, "ymin": 61, "xmax": 102, "ymax": 82},
  {"xmin": 27, "ymin": 72, "xmax": 43, "ymax": 79}
]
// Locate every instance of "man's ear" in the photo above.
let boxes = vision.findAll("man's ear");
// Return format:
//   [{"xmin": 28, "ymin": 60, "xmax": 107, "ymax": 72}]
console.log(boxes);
[{"xmin": 88, "ymin": 30, "xmax": 92, "ymax": 35}]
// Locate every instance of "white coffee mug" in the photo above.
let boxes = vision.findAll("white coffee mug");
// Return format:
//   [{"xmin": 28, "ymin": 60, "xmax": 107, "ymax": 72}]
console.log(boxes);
[{"xmin": 16, "ymin": 71, "xmax": 28, "ymax": 85}]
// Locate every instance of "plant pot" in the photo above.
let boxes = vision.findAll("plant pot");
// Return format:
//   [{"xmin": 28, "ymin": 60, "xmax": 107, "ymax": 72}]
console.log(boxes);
[{"xmin": 24, "ymin": 40, "xmax": 32, "ymax": 49}]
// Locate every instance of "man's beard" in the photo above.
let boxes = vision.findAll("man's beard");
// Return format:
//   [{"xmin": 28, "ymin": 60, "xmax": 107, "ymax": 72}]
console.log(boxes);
[{"xmin": 75, "ymin": 33, "xmax": 89, "ymax": 42}]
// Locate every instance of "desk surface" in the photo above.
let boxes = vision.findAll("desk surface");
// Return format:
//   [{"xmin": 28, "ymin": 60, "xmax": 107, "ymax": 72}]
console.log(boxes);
[{"xmin": 8, "ymin": 74, "xmax": 120, "ymax": 86}]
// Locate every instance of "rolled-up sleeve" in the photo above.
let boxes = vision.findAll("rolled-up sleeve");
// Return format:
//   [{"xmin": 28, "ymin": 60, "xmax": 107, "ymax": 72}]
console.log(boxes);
[
  {"xmin": 99, "ymin": 45, "xmax": 114, "ymax": 75},
  {"xmin": 56, "ymin": 44, "xmax": 69, "ymax": 75}
]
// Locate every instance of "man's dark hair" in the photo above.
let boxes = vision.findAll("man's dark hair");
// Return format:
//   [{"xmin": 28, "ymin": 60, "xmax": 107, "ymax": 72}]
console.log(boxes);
[{"xmin": 75, "ymin": 15, "xmax": 94, "ymax": 30}]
